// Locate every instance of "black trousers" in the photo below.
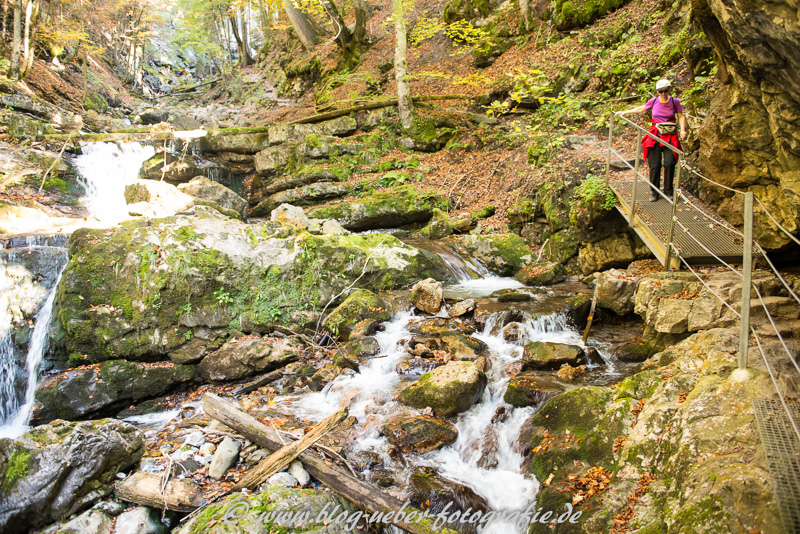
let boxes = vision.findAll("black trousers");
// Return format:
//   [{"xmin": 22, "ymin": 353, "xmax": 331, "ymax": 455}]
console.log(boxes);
[{"xmin": 647, "ymin": 144, "xmax": 676, "ymax": 194}]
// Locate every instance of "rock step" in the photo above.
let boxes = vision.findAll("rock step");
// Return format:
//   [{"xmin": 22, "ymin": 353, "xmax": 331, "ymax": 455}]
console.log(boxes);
[
  {"xmin": 249, "ymin": 182, "xmax": 350, "ymax": 218},
  {"xmin": 260, "ymin": 167, "xmax": 347, "ymax": 197},
  {"xmin": 254, "ymin": 137, "xmax": 363, "ymax": 177},
  {"xmin": 736, "ymin": 296, "xmax": 800, "ymax": 320},
  {"xmin": 751, "ymin": 317, "xmax": 800, "ymax": 339}
]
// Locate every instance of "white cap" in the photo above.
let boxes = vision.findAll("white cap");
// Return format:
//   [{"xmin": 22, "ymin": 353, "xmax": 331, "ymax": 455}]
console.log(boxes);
[{"xmin": 655, "ymin": 79, "xmax": 671, "ymax": 91}]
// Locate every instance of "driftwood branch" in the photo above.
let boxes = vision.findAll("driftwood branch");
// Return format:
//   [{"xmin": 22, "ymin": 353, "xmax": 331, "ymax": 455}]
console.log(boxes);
[
  {"xmin": 233, "ymin": 407, "xmax": 348, "ymax": 491},
  {"xmin": 231, "ymin": 370, "xmax": 284, "ymax": 396},
  {"xmin": 291, "ymin": 94, "xmax": 471, "ymax": 125},
  {"xmin": 115, "ymin": 471, "xmax": 205, "ymax": 512},
  {"xmin": 202, "ymin": 394, "xmax": 459, "ymax": 534}
]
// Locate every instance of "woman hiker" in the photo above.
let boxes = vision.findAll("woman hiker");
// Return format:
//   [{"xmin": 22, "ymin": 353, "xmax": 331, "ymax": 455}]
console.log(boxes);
[{"xmin": 618, "ymin": 79, "xmax": 687, "ymax": 201}]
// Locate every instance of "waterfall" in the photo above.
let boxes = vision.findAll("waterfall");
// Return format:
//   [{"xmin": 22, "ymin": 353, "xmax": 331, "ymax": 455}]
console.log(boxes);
[
  {"xmin": 73, "ymin": 141, "xmax": 156, "ymax": 223},
  {"xmin": 0, "ymin": 262, "xmax": 67, "ymax": 439}
]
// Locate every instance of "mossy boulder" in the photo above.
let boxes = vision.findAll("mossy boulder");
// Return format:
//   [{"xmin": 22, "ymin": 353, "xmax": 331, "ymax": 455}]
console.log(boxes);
[
  {"xmin": 32, "ymin": 360, "xmax": 197, "ymax": 423},
  {"xmin": 83, "ymin": 93, "xmax": 108, "ymax": 113},
  {"xmin": 250, "ymin": 183, "xmax": 350, "ymax": 218},
  {"xmin": 444, "ymin": 0, "xmax": 491, "ymax": 23},
  {"xmin": 515, "ymin": 261, "xmax": 565, "ymax": 286},
  {"xmin": 577, "ymin": 232, "xmax": 650, "ymax": 275},
  {"xmin": 0, "ymin": 419, "xmax": 144, "ymax": 532},
  {"xmin": 177, "ymin": 177, "xmax": 248, "ymax": 220},
  {"xmin": 55, "ymin": 208, "xmax": 449, "ymax": 363},
  {"xmin": 197, "ymin": 337, "xmax": 299, "ymax": 381},
  {"xmin": 398, "ymin": 361, "xmax": 487, "ymax": 416},
  {"xmin": 401, "ymin": 117, "xmax": 456, "ymax": 152},
  {"xmin": 381, "ymin": 416, "xmax": 458, "ymax": 454},
  {"xmin": 411, "ymin": 278, "xmax": 443, "ymax": 314},
  {"xmin": 139, "ymin": 153, "xmax": 223, "ymax": 184},
  {"xmin": 553, "ymin": 0, "xmax": 629, "ymax": 31},
  {"xmin": 256, "ymin": 166, "xmax": 348, "ymax": 199},
  {"xmin": 306, "ymin": 186, "xmax": 449, "ymax": 231},
  {"xmin": 439, "ymin": 332, "xmax": 488, "ymax": 361},
  {"xmin": 448, "ymin": 234, "xmax": 536, "ymax": 276},
  {"xmin": 175, "ymin": 487, "xmax": 359, "ymax": 534},
  {"xmin": 564, "ymin": 293, "xmax": 592, "ymax": 328},
  {"xmin": 322, "ymin": 289, "xmax": 391, "ymax": 341},
  {"xmin": 199, "ymin": 131, "xmax": 270, "ymax": 154},
  {"xmin": 522, "ymin": 341, "xmax": 587, "ymax": 370},
  {"xmin": 504, "ymin": 373, "xmax": 565, "ymax": 407},
  {"xmin": 419, "ymin": 208, "xmax": 475, "ymax": 239}
]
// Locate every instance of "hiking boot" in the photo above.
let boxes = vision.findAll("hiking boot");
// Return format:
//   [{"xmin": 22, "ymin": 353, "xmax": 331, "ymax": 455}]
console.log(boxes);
[
  {"xmin": 649, "ymin": 192, "xmax": 659, "ymax": 202},
  {"xmin": 664, "ymin": 189, "xmax": 674, "ymax": 198}
]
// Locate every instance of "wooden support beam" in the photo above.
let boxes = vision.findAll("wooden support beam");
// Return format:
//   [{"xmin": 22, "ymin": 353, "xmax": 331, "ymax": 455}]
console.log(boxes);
[{"xmin": 114, "ymin": 472, "xmax": 205, "ymax": 513}]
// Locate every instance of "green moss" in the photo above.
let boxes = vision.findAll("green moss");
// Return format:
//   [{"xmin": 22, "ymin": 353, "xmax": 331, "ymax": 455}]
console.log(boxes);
[
  {"xmin": 553, "ymin": 0, "xmax": 626, "ymax": 31},
  {"xmin": 471, "ymin": 205, "xmax": 496, "ymax": 219},
  {"xmin": 3, "ymin": 449, "xmax": 32, "ymax": 491},
  {"xmin": 83, "ymin": 93, "xmax": 108, "ymax": 113},
  {"xmin": 670, "ymin": 496, "xmax": 730, "ymax": 533}
]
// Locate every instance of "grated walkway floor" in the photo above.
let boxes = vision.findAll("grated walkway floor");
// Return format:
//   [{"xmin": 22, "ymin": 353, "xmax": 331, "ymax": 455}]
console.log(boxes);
[{"xmin": 753, "ymin": 399, "xmax": 800, "ymax": 534}]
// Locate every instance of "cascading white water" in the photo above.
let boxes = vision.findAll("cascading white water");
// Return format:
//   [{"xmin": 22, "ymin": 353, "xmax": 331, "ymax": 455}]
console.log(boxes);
[
  {"xmin": 0, "ymin": 264, "xmax": 67, "ymax": 439},
  {"xmin": 285, "ymin": 306, "xmax": 608, "ymax": 533},
  {"xmin": 73, "ymin": 141, "xmax": 156, "ymax": 223}
]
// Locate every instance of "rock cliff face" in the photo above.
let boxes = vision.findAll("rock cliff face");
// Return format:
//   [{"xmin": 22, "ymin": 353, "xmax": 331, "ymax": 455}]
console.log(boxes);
[{"xmin": 691, "ymin": 0, "xmax": 800, "ymax": 250}]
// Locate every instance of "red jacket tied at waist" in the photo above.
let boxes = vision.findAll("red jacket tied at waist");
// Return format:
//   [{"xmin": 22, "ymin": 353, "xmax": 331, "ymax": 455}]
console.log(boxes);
[{"xmin": 642, "ymin": 124, "xmax": 681, "ymax": 162}]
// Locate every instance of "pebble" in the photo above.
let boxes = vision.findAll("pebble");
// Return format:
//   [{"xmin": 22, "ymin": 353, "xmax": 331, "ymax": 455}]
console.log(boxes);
[
  {"xmin": 199, "ymin": 442, "xmax": 216, "ymax": 457},
  {"xmin": 288, "ymin": 460, "xmax": 310, "ymax": 487},
  {"xmin": 267, "ymin": 471, "xmax": 298, "ymax": 487},
  {"xmin": 208, "ymin": 437, "xmax": 240, "ymax": 479}
]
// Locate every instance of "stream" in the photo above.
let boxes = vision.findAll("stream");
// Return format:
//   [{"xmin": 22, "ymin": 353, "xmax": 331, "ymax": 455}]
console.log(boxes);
[{"xmin": 0, "ymin": 141, "xmax": 639, "ymax": 532}]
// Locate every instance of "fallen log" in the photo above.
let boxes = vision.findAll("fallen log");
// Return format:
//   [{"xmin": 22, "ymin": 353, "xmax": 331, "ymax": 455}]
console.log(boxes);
[
  {"xmin": 231, "ymin": 370, "xmax": 283, "ymax": 396},
  {"xmin": 203, "ymin": 394, "xmax": 460, "ymax": 534},
  {"xmin": 114, "ymin": 471, "xmax": 205, "ymax": 513},
  {"xmin": 233, "ymin": 406, "xmax": 348, "ymax": 490}
]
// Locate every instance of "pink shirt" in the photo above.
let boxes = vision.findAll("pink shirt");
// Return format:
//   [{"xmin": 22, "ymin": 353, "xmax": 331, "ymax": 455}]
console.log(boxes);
[{"xmin": 645, "ymin": 96, "xmax": 683, "ymax": 123}]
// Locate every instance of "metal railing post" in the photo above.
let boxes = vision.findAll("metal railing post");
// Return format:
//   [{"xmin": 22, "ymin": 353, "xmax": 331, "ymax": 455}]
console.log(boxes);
[
  {"xmin": 739, "ymin": 191, "xmax": 754, "ymax": 369},
  {"xmin": 664, "ymin": 160, "xmax": 681, "ymax": 271},
  {"xmin": 605, "ymin": 112, "xmax": 614, "ymax": 185},
  {"xmin": 629, "ymin": 129, "xmax": 642, "ymax": 227}
]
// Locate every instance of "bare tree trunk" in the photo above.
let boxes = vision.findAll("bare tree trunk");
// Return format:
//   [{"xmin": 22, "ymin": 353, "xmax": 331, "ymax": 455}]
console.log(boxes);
[
  {"xmin": 282, "ymin": 0, "xmax": 316, "ymax": 51},
  {"xmin": 393, "ymin": 0, "xmax": 413, "ymax": 129},
  {"xmin": 321, "ymin": 0, "xmax": 351, "ymax": 50},
  {"xmin": 519, "ymin": 0, "xmax": 530, "ymax": 31},
  {"xmin": 1, "ymin": 0, "xmax": 8, "ymax": 58},
  {"xmin": 21, "ymin": 0, "xmax": 39, "ymax": 78},
  {"xmin": 10, "ymin": 0, "xmax": 21, "ymax": 80},
  {"xmin": 229, "ymin": 11, "xmax": 252, "ymax": 67},
  {"xmin": 353, "ymin": 0, "xmax": 367, "ymax": 44}
]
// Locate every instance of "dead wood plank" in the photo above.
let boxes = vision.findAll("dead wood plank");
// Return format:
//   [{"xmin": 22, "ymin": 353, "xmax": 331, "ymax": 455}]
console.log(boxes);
[
  {"xmin": 203, "ymin": 393, "xmax": 461, "ymax": 534},
  {"xmin": 233, "ymin": 406, "xmax": 348, "ymax": 490},
  {"xmin": 231, "ymin": 370, "xmax": 283, "ymax": 396},
  {"xmin": 114, "ymin": 471, "xmax": 205, "ymax": 513}
]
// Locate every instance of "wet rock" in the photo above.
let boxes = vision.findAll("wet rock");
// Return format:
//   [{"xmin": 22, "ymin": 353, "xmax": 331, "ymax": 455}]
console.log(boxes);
[
  {"xmin": 309, "ymin": 364, "xmax": 346, "ymax": 391},
  {"xmin": 32, "ymin": 361, "xmax": 196, "ymax": 423},
  {"xmin": 502, "ymin": 322, "xmax": 524, "ymax": 343},
  {"xmin": 408, "ymin": 467, "xmax": 489, "ymax": 530},
  {"xmin": 596, "ymin": 269, "xmax": 639, "ymax": 316},
  {"xmin": 522, "ymin": 341, "xmax": 587, "ymax": 370},
  {"xmin": 306, "ymin": 185, "xmax": 449, "ymax": 231},
  {"xmin": 339, "ymin": 336, "xmax": 381, "ymax": 359},
  {"xmin": 398, "ymin": 361, "xmax": 487, "ymax": 416},
  {"xmin": 0, "ymin": 419, "xmax": 144, "ymax": 532},
  {"xmin": 419, "ymin": 208, "xmax": 475, "ymax": 239},
  {"xmin": 349, "ymin": 318, "xmax": 383, "ymax": 339},
  {"xmin": 615, "ymin": 342, "xmax": 652, "ymax": 362},
  {"xmin": 449, "ymin": 298, "xmax": 476, "ymax": 317},
  {"xmin": 54, "ymin": 508, "xmax": 113, "ymax": 534},
  {"xmin": 396, "ymin": 357, "xmax": 440, "ymax": 377},
  {"xmin": 288, "ymin": 460, "xmax": 310, "ymax": 487},
  {"xmin": 177, "ymin": 177, "xmax": 248, "ymax": 220},
  {"xmin": 515, "ymin": 261, "xmax": 565, "ymax": 286},
  {"xmin": 138, "ymin": 153, "xmax": 219, "ymax": 185},
  {"xmin": 123, "ymin": 180, "xmax": 195, "ymax": 216},
  {"xmin": 556, "ymin": 364, "xmax": 588, "ymax": 381},
  {"xmin": 114, "ymin": 506, "xmax": 167, "ymax": 534},
  {"xmin": 208, "ymin": 437, "xmax": 240, "ymax": 480},
  {"xmin": 175, "ymin": 487, "xmax": 358, "ymax": 534},
  {"xmin": 333, "ymin": 353, "xmax": 360, "ymax": 373},
  {"xmin": 198, "ymin": 337, "xmax": 299, "ymax": 382},
  {"xmin": 448, "ymin": 234, "xmax": 536, "ymax": 276},
  {"xmin": 585, "ymin": 347, "xmax": 605, "ymax": 366},
  {"xmin": 564, "ymin": 293, "xmax": 592, "ymax": 329},
  {"xmin": 439, "ymin": 332, "xmax": 488, "ymax": 361},
  {"xmin": 381, "ymin": 416, "xmax": 458, "ymax": 454},
  {"xmin": 492, "ymin": 288, "xmax": 532, "ymax": 302},
  {"xmin": 504, "ymin": 374, "xmax": 565, "ymax": 407},
  {"xmin": 270, "ymin": 203, "xmax": 308, "ymax": 228},
  {"xmin": 323, "ymin": 289, "xmax": 391, "ymax": 341},
  {"xmin": 411, "ymin": 278, "xmax": 443, "ymax": 314},
  {"xmin": 407, "ymin": 317, "xmax": 474, "ymax": 337}
]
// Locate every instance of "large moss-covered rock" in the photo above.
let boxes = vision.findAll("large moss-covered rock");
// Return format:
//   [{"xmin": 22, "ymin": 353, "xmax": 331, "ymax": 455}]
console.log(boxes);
[
  {"xmin": 522, "ymin": 341, "xmax": 587, "ymax": 370},
  {"xmin": 32, "ymin": 360, "xmax": 196, "ymax": 423},
  {"xmin": 552, "ymin": 0, "xmax": 629, "ymax": 31},
  {"xmin": 139, "ymin": 153, "xmax": 224, "ymax": 184},
  {"xmin": 322, "ymin": 289, "xmax": 391, "ymax": 341},
  {"xmin": 0, "ymin": 419, "xmax": 145, "ymax": 532},
  {"xmin": 306, "ymin": 186, "xmax": 449, "ymax": 231},
  {"xmin": 448, "ymin": 234, "xmax": 536, "ymax": 276},
  {"xmin": 524, "ymin": 328, "xmax": 782, "ymax": 533},
  {"xmin": 504, "ymin": 374, "xmax": 565, "ymax": 408},
  {"xmin": 577, "ymin": 233, "xmax": 650, "ymax": 275},
  {"xmin": 175, "ymin": 487, "xmax": 360, "ymax": 534},
  {"xmin": 398, "ymin": 361, "xmax": 487, "ymax": 416},
  {"xmin": 381, "ymin": 416, "xmax": 458, "ymax": 454},
  {"xmin": 55, "ymin": 208, "xmax": 449, "ymax": 363},
  {"xmin": 515, "ymin": 261, "xmax": 564, "ymax": 286},
  {"xmin": 198, "ymin": 337, "xmax": 299, "ymax": 381},
  {"xmin": 199, "ymin": 131, "xmax": 270, "ymax": 154}
]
